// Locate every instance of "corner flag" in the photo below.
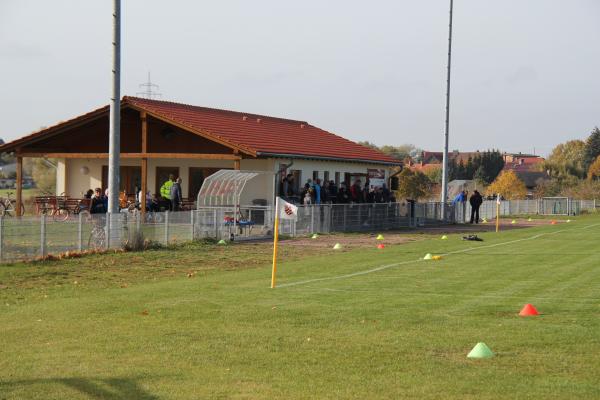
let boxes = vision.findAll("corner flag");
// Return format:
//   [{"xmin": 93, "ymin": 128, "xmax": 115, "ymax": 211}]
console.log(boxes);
[{"xmin": 271, "ymin": 197, "xmax": 297, "ymax": 288}]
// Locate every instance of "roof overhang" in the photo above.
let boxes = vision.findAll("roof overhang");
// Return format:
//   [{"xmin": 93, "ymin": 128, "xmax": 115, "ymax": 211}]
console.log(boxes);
[
  {"xmin": 0, "ymin": 99, "xmax": 256, "ymax": 157},
  {"xmin": 256, "ymin": 151, "xmax": 402, "ymax": 166}
]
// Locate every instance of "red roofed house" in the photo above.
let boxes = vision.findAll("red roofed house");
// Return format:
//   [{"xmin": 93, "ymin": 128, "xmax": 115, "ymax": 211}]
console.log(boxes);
[{"xmin": 0, "ymin": 97, "xmax": 400, "ymax": 214}]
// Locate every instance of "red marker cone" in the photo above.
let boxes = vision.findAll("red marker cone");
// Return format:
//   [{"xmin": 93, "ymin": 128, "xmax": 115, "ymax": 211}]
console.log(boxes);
[
  {"xmin": 551, "ymin": 220, "xmax": 557, "ymax": 225},
  {"xmin": 377, "ymin": 244, "xmax": 385, "ymax": 249},
  {"xmin": 519, "ymin": 303, "xmax": 539, "ymax": 316}
]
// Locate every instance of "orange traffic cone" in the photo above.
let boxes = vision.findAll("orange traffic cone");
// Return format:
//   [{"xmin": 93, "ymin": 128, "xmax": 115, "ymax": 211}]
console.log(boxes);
[
  {"xmin": 519, "ymin": 303, "xmax": 539, "ymax": 316},
  {"xmin": 377, "ymin": 244, "xmax": 385, "ymax": 249},
  {"xmin": 551, "ymin": 220, "xmax": 557, "ymax": 225}
]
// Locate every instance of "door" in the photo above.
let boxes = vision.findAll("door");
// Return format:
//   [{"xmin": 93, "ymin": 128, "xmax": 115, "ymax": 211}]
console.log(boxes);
[
  {"xmin": 188, "ymin": 167, "xmax": 220, "ymax": 200},
  {"xmin": 102, "ymin": 166, "xmax": 142, "ymax": 195}
]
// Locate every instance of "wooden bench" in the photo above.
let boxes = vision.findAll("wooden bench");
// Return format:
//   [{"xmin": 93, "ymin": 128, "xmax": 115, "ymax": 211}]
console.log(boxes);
[{"xmin": 34, "ymin": 196, "xmax": 62, "ymax": 215}]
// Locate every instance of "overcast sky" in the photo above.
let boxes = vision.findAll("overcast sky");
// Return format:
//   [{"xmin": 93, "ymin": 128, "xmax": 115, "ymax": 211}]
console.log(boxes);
[{"xmin": 1, "ymin": 0, "xmax": 599, "ymax": 155}]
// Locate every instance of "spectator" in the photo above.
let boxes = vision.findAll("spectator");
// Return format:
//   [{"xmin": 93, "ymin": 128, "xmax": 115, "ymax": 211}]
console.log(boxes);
[
  {"xmin": 303, "ymin": 187, "xmax": 314, "ymax": 205},
  {"xmin": 90, "ymin": 188, "xmax": 107, "ymax": 214},
  {"xmin": 328, "ymin": 180, "xmax": 338, "ymax": 203},
  {"xmin": 313, "ymin": 179, "xmax": 322, "ymax": 204},
  {"xmin": 322, "ymin": 180, "xmax": 330, "ymax": 203},
  {"xmin": 337, "ymin": 183, "xmax": 350, "ymax": 203},
  {"xmin": 469, "ymin": 190, "xmax": 483, "ymax": 224},
  {"xmin": 84, "ymin": 189, "xmax": 94, "ymax": 199},
  {"xmin": 452, "ymin": 190, "xmax": 467, "ymax": 205},
  {"xmin": 285, "ymin": 174, "xmax": 295, "ymax": 198},
  {"xmin": 160, "ymin": 174, "xmax": 175, "ymax": 210},
  {"xmin": 170, "ymin": 177, "xmax": 183, "ymax": 211},
  {"xmin": 381, "ymin": 183, "xmax": 391, "ymax": 203},
  {"xmin": 350, "ymin": 179, "xmax": 363, "ymax": 203}
]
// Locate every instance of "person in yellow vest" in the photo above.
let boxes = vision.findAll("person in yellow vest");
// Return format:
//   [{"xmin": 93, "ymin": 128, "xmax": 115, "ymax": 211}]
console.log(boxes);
[{"xmin": 160, "ymin": 174, "xmax": 175, "ymax": 210}]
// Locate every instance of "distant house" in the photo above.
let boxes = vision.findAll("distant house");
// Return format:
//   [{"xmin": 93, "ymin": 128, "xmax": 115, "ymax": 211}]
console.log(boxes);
[
  {"xmin": 408, "ymin": 150, "xmax": 481, "ymax": 173},
  {"xmin": 501, "ymin": 153, "xmax": 547, "ymax": 197},
  {"xmin": 502, "ymin": 153, "xmax": 545, "ymax": 172}
]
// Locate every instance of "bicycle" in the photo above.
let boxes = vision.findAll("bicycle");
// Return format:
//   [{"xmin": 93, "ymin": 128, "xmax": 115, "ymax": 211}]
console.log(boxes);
[
  {"xmin": 0, "ymin": 192, "xmax": 25, "ymax": 217},
  {"xmin": 53, "ymin": 197, "xmax": 91, "ymax": 222}
]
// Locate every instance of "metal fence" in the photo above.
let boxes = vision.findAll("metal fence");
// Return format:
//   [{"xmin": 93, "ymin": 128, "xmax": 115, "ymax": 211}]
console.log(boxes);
[
  {"xmin": 458, "ymin": 198, "xmax": 597, "ymax": 223},
  {"xmin": 0, "ymin": 198, "xmax": 595, "ymax": 263}
]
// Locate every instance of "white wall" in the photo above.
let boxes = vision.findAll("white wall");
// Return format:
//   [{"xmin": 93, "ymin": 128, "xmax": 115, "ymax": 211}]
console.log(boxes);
[
  {"xmin": 60, "ymin": 157, "xmax": 390, "ymax": 205},
  {"xmin": 271, "ymin": 158, "xmax": 390, "ymax": 187}
]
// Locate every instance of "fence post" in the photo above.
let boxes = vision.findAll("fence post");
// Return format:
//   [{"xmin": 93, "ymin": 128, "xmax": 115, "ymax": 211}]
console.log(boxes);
[
  {"xmin": 40, "ymin": 214, "xmax": 47, "ymax": 258},
  {"xmin": 213, "ymin": 209, "xmax": 218, "ymax": 239},
  {"xmin": 77, "ymin": 212, "xmax": 83, "ymax": 252},
  {"xmin": 164, "ymin": 210, "xmax": 170, "ymax": 245},
  {"xmin": 310, "ymin": 205, "xmax": 315, "ymax": 234},
  {"xmin": 0, "ymin": 216, "xmax": 3, "ymax": 262},
  {"xmin": 190, "ymin": 210, "xmax": 195, "ymax": 241},
  {"xmin": 105, "ymin": 212, "xmax": 111, "ymax": 249},
  {"xmin": 343, "ymin": 205, "xmax": 347, "ymax": 231}
]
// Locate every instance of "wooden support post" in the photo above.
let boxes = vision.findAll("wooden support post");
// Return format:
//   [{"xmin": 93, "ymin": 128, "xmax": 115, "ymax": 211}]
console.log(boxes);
[
  {"xmin": 16, "ymin": 155, "xmax": 23, "ymax": 216},
  {"xmin": 141, "ymin": 111, "xmax": 148, "ymax": 214},
  {"xmin": 234, "ymin": 150, "xmax": 240, "ymax": 170}
]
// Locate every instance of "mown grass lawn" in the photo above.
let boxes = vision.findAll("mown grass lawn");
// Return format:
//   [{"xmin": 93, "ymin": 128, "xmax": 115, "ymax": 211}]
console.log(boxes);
[{"xmin": 1, "ymin": 215, "xmax": 599, "ymax": 399}]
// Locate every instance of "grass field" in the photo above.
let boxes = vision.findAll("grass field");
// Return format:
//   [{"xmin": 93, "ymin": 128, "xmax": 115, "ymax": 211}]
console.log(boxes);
[{"xmin": 1, "ymin": 215, "xmax": 600, "ymax": 399}]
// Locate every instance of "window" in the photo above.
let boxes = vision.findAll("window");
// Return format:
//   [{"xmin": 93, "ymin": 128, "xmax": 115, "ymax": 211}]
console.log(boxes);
[
  {"xmin": 312, "ymin": 171, "xmax": 319, "ymax": 181},
  {"xmin": 323, "ymin": 171, "xmax": 330, "ymax": 183},
  {"xmin": 335, "ymin": 172, "xmax": 340, "ymax": 186}
]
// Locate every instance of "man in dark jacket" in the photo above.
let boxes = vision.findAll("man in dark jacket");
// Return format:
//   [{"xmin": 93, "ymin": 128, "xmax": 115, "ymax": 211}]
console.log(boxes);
[
  {"xmin": 170, "ymin": 177, "xmax": 183, "ymax": 211},
  {"xmin": 469, "ymin": 190, "xmax": 483, "ymax": 224}
]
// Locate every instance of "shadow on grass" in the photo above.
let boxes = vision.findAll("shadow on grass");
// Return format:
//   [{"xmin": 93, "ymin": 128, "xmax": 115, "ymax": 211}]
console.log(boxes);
[{"xmin": 0, "ymin": 376, "xmax": 159, "ymax": 399}]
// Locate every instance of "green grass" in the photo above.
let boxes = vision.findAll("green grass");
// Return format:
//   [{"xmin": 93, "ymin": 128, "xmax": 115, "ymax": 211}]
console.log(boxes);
[{"xmin": 1, "ymin": 216, "xmax": 600, "ymax": 399}]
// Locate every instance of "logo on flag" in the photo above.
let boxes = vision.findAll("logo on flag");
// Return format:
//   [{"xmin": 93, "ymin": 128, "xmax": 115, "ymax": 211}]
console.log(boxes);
[{"xmin": 279, "ymin": 198, "xmax": 298, "ymax": 220}]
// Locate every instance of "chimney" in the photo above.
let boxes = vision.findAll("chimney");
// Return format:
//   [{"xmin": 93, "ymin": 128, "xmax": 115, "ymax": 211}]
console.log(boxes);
[
  {"xmin": 256, "ymin": 118, "xmax": 262, "ymax": 123},
  {"xmin": 242, "ymin": 116, "xmax": 248, "ymax": 121}
]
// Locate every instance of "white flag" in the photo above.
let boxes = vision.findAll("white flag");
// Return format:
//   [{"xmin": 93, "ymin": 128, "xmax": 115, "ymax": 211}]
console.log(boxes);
[
  {"xmin": 278, "ymin": 197, "xmax": 298, "ymax": 220},
  {"xmin": 496, "ymin": 193, "xmax": 501, "ymax": 205}
]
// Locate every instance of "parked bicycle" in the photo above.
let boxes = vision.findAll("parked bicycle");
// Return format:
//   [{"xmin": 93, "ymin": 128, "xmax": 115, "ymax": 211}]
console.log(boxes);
[
  {"xmin": 88, "ymin": 217, "xmax": 106, "ymax": 250},
  {"xmin": 0, "ymin": 192, "xmax": 25, "ymax": 217}
]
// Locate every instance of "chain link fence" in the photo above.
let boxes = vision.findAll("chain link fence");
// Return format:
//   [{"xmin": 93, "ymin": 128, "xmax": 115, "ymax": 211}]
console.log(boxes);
[
  {"xmin": 0, "ymin": 198, "xmax": 595, "ymax": 263},
  {"xmin": 457, "ymin": 198, "xmax": 597, "ymax": 223}
]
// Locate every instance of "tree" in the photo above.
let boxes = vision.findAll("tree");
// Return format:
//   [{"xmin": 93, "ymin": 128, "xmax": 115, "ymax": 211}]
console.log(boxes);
[
  {"xmin": 588, "ymin": 155, "xmax": 600, "ymax": 181},
  {"xmin": 396, "ymin": 168, "xmax": 431, "ymax": 200},
  {"xmin": 24, "ymin": 158, "xmax": 56, "ymax": 193},
  {"xmin": 423, "ymin": 166, "xmax": 442, "ymax": 185},
  {"xmin": 583, "ymin": 127, "xmax": 600, "ymax": 170},
  {"xmin": 485, "ymin": 170, "xmax": 527, "ymax": 200},
  {"xmin": 357, "ymin": 142, "xmax": 422, "ymax": 161},
  {"xmin": 544, "ymin": 139, "xmax": 587, "ymax": 178}
]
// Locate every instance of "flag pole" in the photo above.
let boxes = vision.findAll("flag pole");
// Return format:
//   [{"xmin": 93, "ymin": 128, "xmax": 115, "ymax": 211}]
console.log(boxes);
[
  {"xmin": 495, "ymin": 193, "xmax": 501, "ymax": 233},
  {"xmin": 271, "ymin": 197, "xmax": 280, "ymax": 288}
]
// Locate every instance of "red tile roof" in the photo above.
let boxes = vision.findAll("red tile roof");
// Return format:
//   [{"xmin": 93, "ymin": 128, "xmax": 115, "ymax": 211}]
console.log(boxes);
[
  {"xmin": 0, "ymin": 97, "xmax": 399, "ymax": 165},
  {"xmin": 124, "ymin": 97, "xmax": 398, "ymax": 164}
]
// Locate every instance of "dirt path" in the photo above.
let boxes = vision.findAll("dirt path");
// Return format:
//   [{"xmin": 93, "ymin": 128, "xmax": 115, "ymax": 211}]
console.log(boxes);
[{"xmin": 280, "ymin": 217, "xmax": 569, "ymax": 251}]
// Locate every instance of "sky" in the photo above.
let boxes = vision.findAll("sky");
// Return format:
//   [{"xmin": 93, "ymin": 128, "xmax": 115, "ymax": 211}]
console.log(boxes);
[{"xmin": 1, "ymin": 0, "xmax": 599, "ymax": 156}]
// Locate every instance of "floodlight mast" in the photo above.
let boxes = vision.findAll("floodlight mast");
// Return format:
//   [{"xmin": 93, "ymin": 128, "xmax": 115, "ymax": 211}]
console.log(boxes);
[
  {"xmin": 108, "ymin": 0, "xmax": 121, "ymax": 214},
  {"xmin": 441, "ymin": 0, "xmax": 454, "ymax": 218}
]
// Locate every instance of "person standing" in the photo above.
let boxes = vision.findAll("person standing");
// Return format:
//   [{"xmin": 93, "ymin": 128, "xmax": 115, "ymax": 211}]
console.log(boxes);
[
  {"xmin": 160, "ymin": 174, "xmax": 175, "ymax": 210},
  {"xmin": 469, "ymin": 190, "xmax": 483, "ymax": 224},
  {"xmin": 313, "ymin": 179, "xmax": 322, "ymax": 205},
  {"xmin": 170, "ymin": 177, "xmax": 183, "ymax": 211}
]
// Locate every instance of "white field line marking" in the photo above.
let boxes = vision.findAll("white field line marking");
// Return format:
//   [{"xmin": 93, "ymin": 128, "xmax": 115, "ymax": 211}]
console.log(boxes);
[{"xmin": 276, "ymin": 222, "xmax": 600, "ymax": 289}]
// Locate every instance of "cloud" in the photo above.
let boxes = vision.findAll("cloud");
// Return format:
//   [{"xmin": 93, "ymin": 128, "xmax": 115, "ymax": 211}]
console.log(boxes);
[{"xmin": 506, "ymin": 66, "xmax": 538, "ymax": 85}]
